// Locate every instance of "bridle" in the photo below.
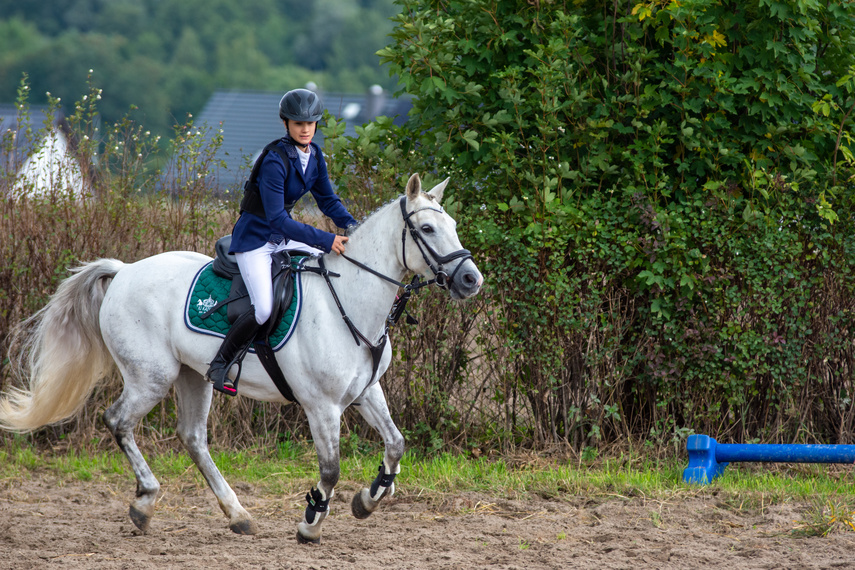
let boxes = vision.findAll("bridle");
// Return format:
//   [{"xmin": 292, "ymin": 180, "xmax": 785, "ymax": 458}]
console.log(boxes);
[
  {"xmin": 397, "ymin": 197, "xmax": 473, "ymax": 290},
  {"xmin": 336, "ymin": 195, "xmax": 473, "ymax": 296},
  {"xmin": 310, "ymin": 195, "xmax": 475, "ymax": 390}
]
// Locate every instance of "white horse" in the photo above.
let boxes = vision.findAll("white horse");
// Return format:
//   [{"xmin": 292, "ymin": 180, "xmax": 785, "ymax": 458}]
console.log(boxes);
[{"xmin": 0, "ymin": 174, "xmax": 482, "ymax": 543}]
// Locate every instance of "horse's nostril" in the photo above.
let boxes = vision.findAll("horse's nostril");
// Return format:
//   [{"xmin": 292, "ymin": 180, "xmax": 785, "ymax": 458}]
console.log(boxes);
[{"xmin": 462, "ymin": 271, "xmax": 481, "ymax": 289}]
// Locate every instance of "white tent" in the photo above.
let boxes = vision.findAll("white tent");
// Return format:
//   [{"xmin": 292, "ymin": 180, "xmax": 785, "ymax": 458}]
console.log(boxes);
[{"xmin": 13, "ymin": 127, "xmax": 90, "ymax": 200}]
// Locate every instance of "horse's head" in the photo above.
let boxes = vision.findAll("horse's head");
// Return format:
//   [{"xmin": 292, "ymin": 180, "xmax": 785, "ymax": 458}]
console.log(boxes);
[{"xmin": 401, "ymin": 173, "xmax": 483, "ymax": 300}]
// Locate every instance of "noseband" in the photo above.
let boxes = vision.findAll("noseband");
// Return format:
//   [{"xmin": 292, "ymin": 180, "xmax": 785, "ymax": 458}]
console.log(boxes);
[{"xmin": 398, "ymin": 197, "xmax": 473, "ymax": 290}]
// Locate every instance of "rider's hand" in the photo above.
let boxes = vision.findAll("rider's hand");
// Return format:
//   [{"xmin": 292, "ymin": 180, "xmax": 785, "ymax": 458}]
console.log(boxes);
[{"xmin": 331, "ymin": 235, "xmax": 349, "ymax": 255}]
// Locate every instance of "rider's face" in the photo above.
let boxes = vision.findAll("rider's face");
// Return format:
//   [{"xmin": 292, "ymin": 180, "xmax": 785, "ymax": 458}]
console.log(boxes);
[{"xmin": 286, "ymin": 120, "xmax": 316, "ymax": 147}]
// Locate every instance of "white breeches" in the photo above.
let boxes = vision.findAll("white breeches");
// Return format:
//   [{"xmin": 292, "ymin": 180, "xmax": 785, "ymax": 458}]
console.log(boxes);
[{"xmin": 235, "ymin": 240, "xmax": 324, "ymax": 324}]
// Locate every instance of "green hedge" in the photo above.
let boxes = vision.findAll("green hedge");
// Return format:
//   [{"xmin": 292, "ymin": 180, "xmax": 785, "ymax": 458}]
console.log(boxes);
[{"xmin": 349, "ymin": 0, "xmax": 855, "ymax": 447}]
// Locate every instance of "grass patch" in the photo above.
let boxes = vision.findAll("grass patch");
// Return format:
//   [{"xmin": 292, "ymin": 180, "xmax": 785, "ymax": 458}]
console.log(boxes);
[
  {"xmin": 792, "ymin": 498, "xmax": 855, "ymax": 537},
  {"xmin": 1, "ymin": 439, "xmax": 853, "ymax": 519},
  {"xmin": 705, "ymin": 463, "xmax": 855, "ymax": 506}
]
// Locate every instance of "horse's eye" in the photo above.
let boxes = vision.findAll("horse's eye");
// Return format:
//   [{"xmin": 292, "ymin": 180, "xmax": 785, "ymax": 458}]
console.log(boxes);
[{"xmin": 421, "ymin": 224, "xmax": 434, "ymax": 234}]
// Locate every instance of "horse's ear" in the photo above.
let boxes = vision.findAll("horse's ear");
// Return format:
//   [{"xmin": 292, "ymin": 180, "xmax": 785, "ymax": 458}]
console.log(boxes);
[
  {"xmin": 427, "ymin": 177, "xmax": 450, "ymax": 203},
  {"xmin": 406, "ymin": 173, "xmax": 421, "ymax": 200}
]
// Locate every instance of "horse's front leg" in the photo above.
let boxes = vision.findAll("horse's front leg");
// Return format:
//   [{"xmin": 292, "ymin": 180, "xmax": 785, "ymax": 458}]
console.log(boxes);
[
  {"xmin": 297, "ymin": 406, "xmax": 342, "ymax": 544},
  {"xmin": 350, "ymin": 383, "xmax": 405, "ymax": 519}
]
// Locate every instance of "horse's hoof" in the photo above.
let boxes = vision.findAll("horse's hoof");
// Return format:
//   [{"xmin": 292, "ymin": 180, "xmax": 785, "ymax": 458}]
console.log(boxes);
[
  {"xmin": 351, "ymin": 489, "xmax": 375, "ymax": 520},
  {"xmin": 229, "ymin": 518, "xmax": 258, "ymax": 535},
  {"xmin": 129, "ymin": 506, "xmax": 151, "ymax": 533},
  {"xmin": 296, "ymin": 531, "xmax": 320, "ymax": 545}
]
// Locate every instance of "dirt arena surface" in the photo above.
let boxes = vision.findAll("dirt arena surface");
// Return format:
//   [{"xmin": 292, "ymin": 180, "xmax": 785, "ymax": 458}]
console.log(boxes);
[{"xmin": 1, "ymin": 473, "xmax": 853, "ymax": 569}]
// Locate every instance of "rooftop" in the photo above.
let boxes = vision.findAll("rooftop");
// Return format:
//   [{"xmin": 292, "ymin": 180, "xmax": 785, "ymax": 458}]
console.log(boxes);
[{"xmin": 195, "ymin": 87, "xmax": 413, "ymax": 189}]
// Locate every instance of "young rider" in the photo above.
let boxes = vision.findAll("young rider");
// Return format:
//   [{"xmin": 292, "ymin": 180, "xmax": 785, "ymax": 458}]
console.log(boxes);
[{"xmin": 206, "ymin": 88, "xmax": 358, "ymax": 396}]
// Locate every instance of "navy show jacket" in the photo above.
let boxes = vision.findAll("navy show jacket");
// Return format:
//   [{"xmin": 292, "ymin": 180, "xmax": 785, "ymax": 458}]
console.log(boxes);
[{"xmin": 229, "ymin": 138, "xmax": 356, "ymax": 254}]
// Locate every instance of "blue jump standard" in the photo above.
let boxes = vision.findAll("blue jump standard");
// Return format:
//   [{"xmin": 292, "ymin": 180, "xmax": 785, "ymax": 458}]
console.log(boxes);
[{"xmin": 683, "ymin": 434, "xmax": 855, "ymax": 484}]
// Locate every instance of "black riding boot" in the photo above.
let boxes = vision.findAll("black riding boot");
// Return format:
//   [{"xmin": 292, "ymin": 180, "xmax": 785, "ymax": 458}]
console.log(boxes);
[{"xmin": 205, "ymin": 307, "xmax": 261, "ymax": 396}]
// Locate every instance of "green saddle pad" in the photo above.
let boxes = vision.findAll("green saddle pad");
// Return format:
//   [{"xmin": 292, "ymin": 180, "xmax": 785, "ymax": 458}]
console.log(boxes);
[{"xmin": 184, "ymin": 260, "xmax": 303, "ymax": 352}]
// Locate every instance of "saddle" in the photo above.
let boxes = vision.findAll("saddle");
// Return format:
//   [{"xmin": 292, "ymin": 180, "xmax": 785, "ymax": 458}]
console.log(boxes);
[
  {"xmin": 208, "ymin": 236, "xmax": 294, "ymax": 332},
  {"xmin": 204, "ymin": 235, "xmax": 298, "ymax": 403}
]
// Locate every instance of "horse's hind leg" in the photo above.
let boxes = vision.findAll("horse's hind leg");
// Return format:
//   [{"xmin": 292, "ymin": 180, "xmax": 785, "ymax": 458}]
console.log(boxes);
[
  {"xmin": 350, "ymin": 383, "xmax": 405, "ymax": 519},
  {"xmin": 173, "ymin": 366, "xmax": 257, "ymax": 535},
  {"xmin": 102, "ymin": 363, "xmax": 176, "ymax": 534}
]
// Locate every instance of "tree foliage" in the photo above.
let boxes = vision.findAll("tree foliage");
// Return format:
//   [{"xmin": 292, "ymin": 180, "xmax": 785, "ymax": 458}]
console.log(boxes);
[
  {"xmin": 0, "ymin": 0, "xmax": 400, "ymax": 136},
  {"xmin": 367, "ymin": 0, "xmax": 855, "ymax": 447}
]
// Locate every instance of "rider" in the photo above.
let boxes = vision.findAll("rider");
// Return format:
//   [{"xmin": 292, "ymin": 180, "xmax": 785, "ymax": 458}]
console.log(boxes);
[{"xmin": 206, "ymin": 88, "xmax": 358, "ymax": 396}]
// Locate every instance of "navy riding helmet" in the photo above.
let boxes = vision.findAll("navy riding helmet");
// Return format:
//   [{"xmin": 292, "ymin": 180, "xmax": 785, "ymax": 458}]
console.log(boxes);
[{"xmin": 279, "ymin": 88, "xmax": 325, "ymax": 122}]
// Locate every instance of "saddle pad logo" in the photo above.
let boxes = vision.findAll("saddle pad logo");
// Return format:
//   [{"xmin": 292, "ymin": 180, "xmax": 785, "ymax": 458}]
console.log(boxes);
[
  {"xmin": 183, "ymin": 262, "xmax": 302, "ymax": 352},
  {"xmin": 196, "ymin": 295, "xmax": 217, "ymax": 314}
]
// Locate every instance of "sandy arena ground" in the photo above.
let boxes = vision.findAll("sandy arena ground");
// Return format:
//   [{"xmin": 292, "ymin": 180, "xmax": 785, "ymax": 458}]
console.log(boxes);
[{"xmin": 1, "ymin": 471, "xmax": 853, "ymax": 569}]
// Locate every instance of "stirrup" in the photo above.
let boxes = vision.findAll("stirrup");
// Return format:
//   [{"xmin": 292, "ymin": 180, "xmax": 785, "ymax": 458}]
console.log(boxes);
[
  {"xmin": 212, "ymin": 374, "xmax": 238, "ymax": 396},
  {"xmin": 205, "ymin": 307, "xmax": 260, "ymax": 397},
  {"xmin": 206, "ymin": 357, "xmax": 244, "ymax": 397}
]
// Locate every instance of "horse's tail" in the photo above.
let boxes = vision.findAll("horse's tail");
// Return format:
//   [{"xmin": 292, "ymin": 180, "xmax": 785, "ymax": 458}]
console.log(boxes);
[{"xmin": 0, "ymin": 259, "xmax": 124, "ymax": 432}]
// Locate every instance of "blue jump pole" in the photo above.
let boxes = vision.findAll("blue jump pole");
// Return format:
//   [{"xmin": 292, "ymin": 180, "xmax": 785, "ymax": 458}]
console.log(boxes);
[{"xmin": 683, "ymin": 434, "xmax": 855, "ymax": 484}]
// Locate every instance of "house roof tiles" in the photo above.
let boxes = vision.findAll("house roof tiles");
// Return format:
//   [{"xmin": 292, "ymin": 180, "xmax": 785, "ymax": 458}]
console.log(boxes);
[{"xmin": 195, "ymin": 88, "xmax": 412, "ymax": 189}]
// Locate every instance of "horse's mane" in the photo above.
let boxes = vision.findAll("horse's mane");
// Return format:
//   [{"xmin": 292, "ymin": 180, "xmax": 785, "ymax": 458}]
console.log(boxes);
[
  {"xmin": 347, "ymin": 194, "xmax": 401, "ymax": 237},
  {"xmin": 347, "ymin": 191, "xmax": 437, "ymax": 237}
]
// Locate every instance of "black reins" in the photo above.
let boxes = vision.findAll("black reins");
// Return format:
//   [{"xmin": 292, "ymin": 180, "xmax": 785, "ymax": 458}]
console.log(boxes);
[{"xmin": 308, "ymin": 196, "xmax": 474, "ymax": 387}]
